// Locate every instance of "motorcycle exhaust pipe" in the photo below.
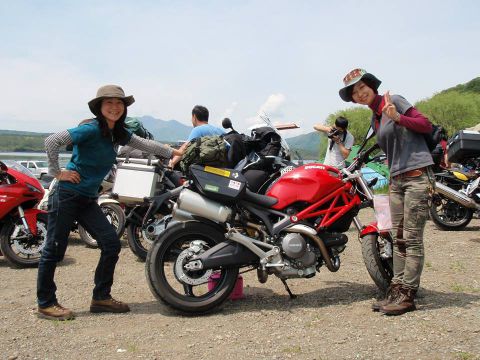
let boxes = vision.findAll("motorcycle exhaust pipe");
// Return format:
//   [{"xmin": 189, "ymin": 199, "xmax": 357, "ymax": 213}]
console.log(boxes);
[
  {"xmin": 435, "ymin": 182, "xmax": 480, "ymax": 210},
  {"xmin": 175, "ymin": 189, "xmax": 233, "ymax": 223}
]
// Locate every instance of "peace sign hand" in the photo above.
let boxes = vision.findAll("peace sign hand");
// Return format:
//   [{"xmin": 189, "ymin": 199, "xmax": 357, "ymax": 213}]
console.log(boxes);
[{"xmin": 382, "ymin": 91, "xmax": 401, "ymax": 123}]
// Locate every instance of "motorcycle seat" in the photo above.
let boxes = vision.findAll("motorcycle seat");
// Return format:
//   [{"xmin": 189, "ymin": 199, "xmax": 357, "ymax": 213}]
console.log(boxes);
[{"xmin": 244, "ymin": 189, "xmax": 278, "ymax": 208}]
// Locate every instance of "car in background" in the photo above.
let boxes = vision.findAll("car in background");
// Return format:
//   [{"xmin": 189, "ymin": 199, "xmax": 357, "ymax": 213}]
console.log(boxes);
[{"xmin": 18, "ymin": 160, "xmax": 49, "ymax": 179}]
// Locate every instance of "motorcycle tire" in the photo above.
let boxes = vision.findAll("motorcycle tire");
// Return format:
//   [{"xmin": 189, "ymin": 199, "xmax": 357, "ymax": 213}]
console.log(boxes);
[
  {"xmin": 78, "ymin": 203, "xmax": 126, "ymax": 248},
  {"xmin": 126, "ymin": 206, "xmax": 150, "ymax": 261},
  {"xmin": 146, "ymin": 221, "xmax": 239, "ymax": 314},
  {"xmin": 429, "ymin": 194, "xmax": 473, "ymax": 231},
  {"xmin": 0, "ymin": 212, "xmax": 48, "ymax": 268},
  {"xmin": 361, "ymin": 234, "xmax": 393, "ymax": 292}
]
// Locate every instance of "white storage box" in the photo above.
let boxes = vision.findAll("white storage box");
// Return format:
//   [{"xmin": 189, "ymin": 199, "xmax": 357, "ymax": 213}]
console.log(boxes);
[{"xmin": 112, "ymin": 162, "xmax": 159, "ymax": 204}]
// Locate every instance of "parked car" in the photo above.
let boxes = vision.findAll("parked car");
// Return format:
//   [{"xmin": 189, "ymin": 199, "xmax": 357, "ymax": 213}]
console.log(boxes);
[{"xmin": 18, "ymin": 160, "xmax": 49, "ymax": 179}]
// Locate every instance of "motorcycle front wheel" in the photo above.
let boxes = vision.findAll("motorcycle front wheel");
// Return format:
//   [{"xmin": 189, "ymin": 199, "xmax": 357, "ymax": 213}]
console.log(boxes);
[
  {"xmin": 78, "ymin": 203, "xmax": 126, "ymax": 247},
  {"xmin": 429, "ymin": 193, "xmax": 473, "ymax": 231},
  {"xmin": 126, "ymin": 205, "xmax": 153, "ymax": 261},
  {"xmin": 361, "ymin": 233, "xmax": 393, "ymax": 292},
  {"xmin": 0, "ymin": 213, "xmax": 48, "ymax": 268},
  {"xmin": 146, "ymin": 221, "xmax": 239, "ymax": 314}
]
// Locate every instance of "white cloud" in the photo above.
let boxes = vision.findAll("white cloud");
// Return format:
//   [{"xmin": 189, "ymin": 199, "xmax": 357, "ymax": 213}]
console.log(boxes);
[
  {"xmin": 223, "ymin": 101, "xmax": 238, "ymax": 119},
  {"xmin": 259, "ymin": 93, "xmax": 286, "ymax": 117}
]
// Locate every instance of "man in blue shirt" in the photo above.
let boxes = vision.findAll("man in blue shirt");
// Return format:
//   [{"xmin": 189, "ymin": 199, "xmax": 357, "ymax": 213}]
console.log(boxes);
[{"xmin": 169, "ymin": 105, "xmax": 224, "ymax": 168}]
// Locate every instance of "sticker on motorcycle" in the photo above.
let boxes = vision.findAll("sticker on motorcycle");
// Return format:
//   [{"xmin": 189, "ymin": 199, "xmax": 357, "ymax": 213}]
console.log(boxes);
[
  {"xmin": 205, "ymin": 166, "xmax": 231, "ymax": 178},
  {"xmin": 205, "ymin": 184, "xmax": 220, "ymax": 192},
  {"xmin": 228, "ymin": 180, "xmax": 241, "ymax": 190}
]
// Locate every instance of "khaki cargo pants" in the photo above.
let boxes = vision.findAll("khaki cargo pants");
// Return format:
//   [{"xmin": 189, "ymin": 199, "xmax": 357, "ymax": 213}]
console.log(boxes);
[{"xmin": 389, "ymin": 168, "xmax": 435, "ymax": 290}]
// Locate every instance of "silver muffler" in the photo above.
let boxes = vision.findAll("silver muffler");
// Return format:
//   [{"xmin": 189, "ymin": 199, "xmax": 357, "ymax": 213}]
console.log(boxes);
[
  {"xmin": 435, "ymin": 182, "xmax": 480, "ymax": 210},
  {"xmin": 173, "ymin": 188, "xmax": 233, "ymax": 223}
]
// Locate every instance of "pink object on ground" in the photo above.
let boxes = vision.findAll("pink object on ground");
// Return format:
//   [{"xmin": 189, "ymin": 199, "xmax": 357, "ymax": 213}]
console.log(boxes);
[{"xmin": 208, "ymin": 273, "xmax": 245, "ymax": 300}]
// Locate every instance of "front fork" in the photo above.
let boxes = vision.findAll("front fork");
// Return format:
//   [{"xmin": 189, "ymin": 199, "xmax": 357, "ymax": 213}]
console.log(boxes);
[
  {"xmin": 18, "ymin": 206, "xmax": 45, "ymax": 236},
  {"xmin": 353, "ymin": 216, "xmax": 393, "ymax": 259}
]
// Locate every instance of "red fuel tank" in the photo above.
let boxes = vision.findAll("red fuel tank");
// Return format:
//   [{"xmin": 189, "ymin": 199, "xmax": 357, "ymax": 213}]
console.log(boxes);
[{"xmin": 267, "ymin": 163, "xmax": 344, "ymax": 210}]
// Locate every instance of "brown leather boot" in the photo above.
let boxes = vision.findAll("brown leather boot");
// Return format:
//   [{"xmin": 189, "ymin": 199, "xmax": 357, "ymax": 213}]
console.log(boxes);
[
  {"xmin": 371, "ymin": 283, "xmax": 401, "ymax": 312},
  {"xmin": 90, "ymin": 297, "xmax": 130, "ymax": 313},
  {"xmin": 380, "ymin": 286, "xmax": 417, "ymax": 316},
  {"xmin": 37, "ymin": 303, "xmax": 75, "ymax": 321}
]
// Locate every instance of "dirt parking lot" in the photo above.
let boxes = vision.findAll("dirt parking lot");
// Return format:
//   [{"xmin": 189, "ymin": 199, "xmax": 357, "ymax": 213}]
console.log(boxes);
[{"xmin": 1, "ymin": 209, "xmax": 479, "ymax": 360}]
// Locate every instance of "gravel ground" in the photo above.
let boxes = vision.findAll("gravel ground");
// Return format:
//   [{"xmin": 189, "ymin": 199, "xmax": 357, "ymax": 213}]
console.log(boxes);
[{"xmin": 1, "ymin": 209, "xmax": 479, "ymax": 360}]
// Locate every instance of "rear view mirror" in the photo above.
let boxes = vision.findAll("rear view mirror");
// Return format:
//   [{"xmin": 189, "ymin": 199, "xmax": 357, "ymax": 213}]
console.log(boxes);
[{"xmin": 0, "ymin": 161, "xmax": 7, "ymax": 174}]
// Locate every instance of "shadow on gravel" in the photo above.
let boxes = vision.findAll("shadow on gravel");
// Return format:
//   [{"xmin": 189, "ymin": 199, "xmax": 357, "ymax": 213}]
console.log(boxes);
[
  {"xmin": 126, "ymin": 280, "xmax": 480, "ymax": 318},
  {"xmin": 127, "ymin": 281, "xmax": 382, "ymax": 317},
  {"xmin": 416, "ymin": 287, "xmax": 480, "ymax": 311}
]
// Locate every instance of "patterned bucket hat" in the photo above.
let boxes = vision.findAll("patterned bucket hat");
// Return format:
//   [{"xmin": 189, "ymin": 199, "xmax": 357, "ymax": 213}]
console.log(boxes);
[{"xmin": 339, "ymin": 68, "xmax": 381, "ymax": 102}]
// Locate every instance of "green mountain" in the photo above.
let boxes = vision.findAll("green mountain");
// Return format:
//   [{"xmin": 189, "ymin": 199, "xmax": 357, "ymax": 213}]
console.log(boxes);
[
  {"xmin": 138, "ymin": 116, "xmax": 192, "ymax": 142},
  {"xmin": 440, "ymin": 77, "xmax": 480, "ymax": 94},
  {"xmin": 285, "ymin": 132, "xmax": 321, "ymax": 160}
]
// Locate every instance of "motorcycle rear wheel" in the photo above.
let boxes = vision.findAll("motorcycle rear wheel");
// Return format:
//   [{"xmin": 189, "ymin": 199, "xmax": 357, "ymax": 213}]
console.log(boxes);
[
  {"xmin": 429, "ymin": 194, "xmax": 473, "ymax": 231},
  {"xmin": 0, "ymin": 213, "xmax": 48, "ymax": 268},
  {"xmin": 361, "ymin": 234, "xmax": 393, "ymax": 292},
  {"xmin": 78, "ymin": 203, "xmax": 126, "ymax": 247},
  {"xmin": 146, "ymin": 221, "xmax": 239, "ymax": 314}
]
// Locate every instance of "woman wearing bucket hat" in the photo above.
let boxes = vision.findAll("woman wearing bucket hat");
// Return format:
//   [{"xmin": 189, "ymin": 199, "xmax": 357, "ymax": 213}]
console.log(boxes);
[
  {"xmin": 339, "ymin": 69, "xmax": 435, "ymax": 316},
  {"xmin": 36, "ymin": 85, "xmax": 182, "ymax": 321}
]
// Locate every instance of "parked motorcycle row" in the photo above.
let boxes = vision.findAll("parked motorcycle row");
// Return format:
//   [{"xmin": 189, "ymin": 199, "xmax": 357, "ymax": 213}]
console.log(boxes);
[{"xmin": 1, "ymin": 120, "xmax": 479, "ymax": 315}]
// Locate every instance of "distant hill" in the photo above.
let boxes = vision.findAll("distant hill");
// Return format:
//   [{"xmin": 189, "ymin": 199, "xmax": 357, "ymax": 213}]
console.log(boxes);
[
  {"xmin": 0, "ymin": 130, "xmax": 52, "ymax": 136},
  {"xmin": 441, "ymin": 77, "xmax": 480, "ymax": 94},
  {"xmin": 138, "ymin": 116, "xmax": 192, "ymax": 142},
  {"xmin": 286, "ymin": 132, "xmax": 321, "ymax": 160}
]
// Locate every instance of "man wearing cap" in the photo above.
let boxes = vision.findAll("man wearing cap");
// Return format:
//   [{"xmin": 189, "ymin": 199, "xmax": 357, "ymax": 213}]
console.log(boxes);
[{"xmin": 36, "ymin": 85, "xmax": 182, "ymax": 321}]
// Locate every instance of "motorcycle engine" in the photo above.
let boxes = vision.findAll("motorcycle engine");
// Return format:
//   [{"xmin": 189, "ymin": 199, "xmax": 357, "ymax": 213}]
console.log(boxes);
[{"xmin": 274, "ymin": 233, "xmax": 318, "ymax": 279}]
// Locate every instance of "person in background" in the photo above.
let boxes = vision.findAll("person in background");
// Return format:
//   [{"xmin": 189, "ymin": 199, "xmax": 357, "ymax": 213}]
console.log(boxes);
[
  {"xmin": 37, "ymin": 85, "xmax": 182, "ymax": 321},
  {"xmin": 314, "ymin": 116, "xmax": 354, "ymax": 169},
  {"xmin": 339, "ymin": 68, "xmax": 434, "ymax": 316},
  {"xmin": 169, "ymin": 105, "xmax": 224, "ymax": 169}
]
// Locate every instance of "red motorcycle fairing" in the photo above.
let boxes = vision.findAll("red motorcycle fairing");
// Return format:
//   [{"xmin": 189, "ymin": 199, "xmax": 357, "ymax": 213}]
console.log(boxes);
[
  {"xmin": 267, "ymin": 163, "xmax": 344, "ymax": 209},
  {"xmin": 23, "ymin": 208, "xmax": 46, "ymax": 236},
  {"xmin": 359, "ymin": 222, "xmax": 390, "ymax": 238},
  {"xmin": 267, "ymin": 163, "xmax": 362, "ymax": 231},
  {"xmin": 0, "ymin": 167, "xmax": 45, "ymax": 218}
]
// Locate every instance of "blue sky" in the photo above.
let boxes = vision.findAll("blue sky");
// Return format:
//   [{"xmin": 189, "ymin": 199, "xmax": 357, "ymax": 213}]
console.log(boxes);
[{"xmin": 1, "ymin": 0, "xmax": 479, "ymax": 137}]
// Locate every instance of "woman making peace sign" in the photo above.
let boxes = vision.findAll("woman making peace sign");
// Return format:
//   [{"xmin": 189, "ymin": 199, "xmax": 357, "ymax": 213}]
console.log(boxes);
[{"xmin": 339, "ymin": 69, "xmax": 435, "ymax": 316}]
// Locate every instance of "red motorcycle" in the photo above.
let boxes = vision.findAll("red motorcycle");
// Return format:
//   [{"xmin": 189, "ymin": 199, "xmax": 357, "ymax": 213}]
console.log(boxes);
[
  {"xmin": 0, "ymin": 160, "xmax": 48, "ymax": 267},
  {"xmin": 146, "ymin": 129, "xmax": 393, "ymax": 313}
]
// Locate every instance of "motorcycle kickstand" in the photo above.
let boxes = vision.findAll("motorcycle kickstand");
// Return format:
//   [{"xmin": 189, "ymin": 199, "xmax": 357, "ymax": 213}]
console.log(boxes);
[{"xmin": 281, "ymin": 279, "xmax": 297, "ymax": 299}]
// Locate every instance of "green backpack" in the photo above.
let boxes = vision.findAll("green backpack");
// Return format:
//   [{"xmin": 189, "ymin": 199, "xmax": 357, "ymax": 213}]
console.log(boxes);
[
  {"xmin": 180, "ymin": 135, "xmax": 228, "ymax": 174},
  {"xmin": 124, "ymin": 117, "xmax": 154, "ymax": 139}
]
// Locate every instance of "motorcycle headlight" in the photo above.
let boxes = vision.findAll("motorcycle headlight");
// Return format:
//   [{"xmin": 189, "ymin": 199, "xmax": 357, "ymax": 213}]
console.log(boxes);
[{"xmin": 27, "ymin": 183, "xmax": 42, "ymax": 193}]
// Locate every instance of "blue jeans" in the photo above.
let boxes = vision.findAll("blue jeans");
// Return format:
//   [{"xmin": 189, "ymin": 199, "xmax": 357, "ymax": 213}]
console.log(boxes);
[{"xmin": 37, "ymin": 186, "xmax": 121, "ymax": 308}]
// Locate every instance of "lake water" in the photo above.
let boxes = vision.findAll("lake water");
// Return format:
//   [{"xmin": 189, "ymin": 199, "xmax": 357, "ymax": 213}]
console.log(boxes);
[{"xmin": 0, "ymin": 152, "xmax": 71, "ymax": 167}]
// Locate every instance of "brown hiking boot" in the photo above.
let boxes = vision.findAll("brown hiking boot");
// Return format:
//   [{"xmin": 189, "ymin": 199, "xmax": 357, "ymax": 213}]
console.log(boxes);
[
  {"xmin": 380, "ymin": 287, "xmax": 417, "ymax": 316},
  {"xmin": 90, "ymin": 297, "xmax": 130, "ymax": 313},
  {"xmin": 372, "ymin": 283, "xmax": 401, "ymax": 312},
  {"xmin": 37, "ymin": 303, "xmax": 75, "ymax": 321}
]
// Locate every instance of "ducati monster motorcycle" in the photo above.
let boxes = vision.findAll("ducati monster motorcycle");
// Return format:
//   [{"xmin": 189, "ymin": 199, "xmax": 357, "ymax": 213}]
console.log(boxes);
[
  {"xmin": 145, "ymin": 128, "xmax": 393, "ymax": 313},
  {"xmin": 125, "ymin": 118, "xmax": 296, "ymax": 261},
  {"xmin": 0, "ymin": 161, "xmax": 48, "ymax": 267}
]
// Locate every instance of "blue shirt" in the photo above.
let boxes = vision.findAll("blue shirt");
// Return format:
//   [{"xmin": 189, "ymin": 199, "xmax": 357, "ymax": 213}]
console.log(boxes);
[
  {"xmin": 60, "ymin": 120, "xmax": 132, "ymax": 197},
  {"xmin": 187, "ymin": 124, "xmax": 225, "ymax": 141}
]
